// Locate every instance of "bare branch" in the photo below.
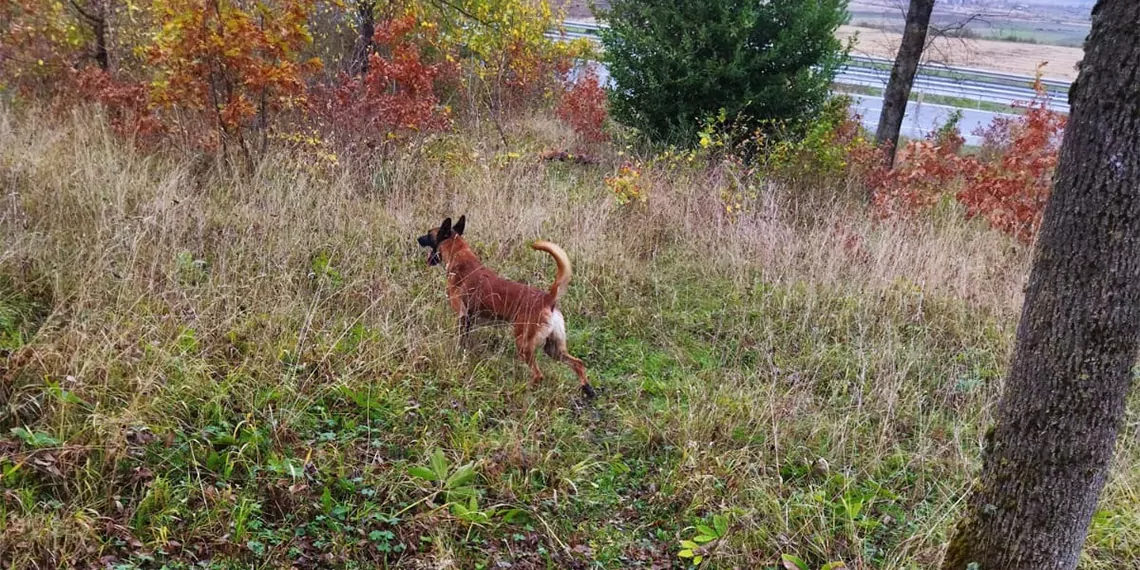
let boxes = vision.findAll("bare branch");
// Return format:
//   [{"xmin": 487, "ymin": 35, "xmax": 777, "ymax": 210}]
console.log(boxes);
[
  {"xmin": 66, "ymin": 0, "xmax": 102, "ymax": 25},
  {"xmin": 426, "ymin": 0, "xmax": 495, "ymax": 27}
]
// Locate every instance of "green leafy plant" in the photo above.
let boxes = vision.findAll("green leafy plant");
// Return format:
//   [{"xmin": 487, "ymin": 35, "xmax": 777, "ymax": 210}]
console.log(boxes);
[
  {"xmin": 781, "ymin": 553, "xmax": 847, "ymax": 570},
  {"xmin": 368, "ymin": 529, "xmax": 402, "ymax": 553},
  {"xmin": 407, "ymin": 449, "xmax": 530, "ymax": 535},
  {"xmin": 408, "ymin": 448, "xmax": 479, "ymax": 505},
  {"xmin": 10, "ymin": 427, "xmax": 61, "ymax": 449},
  {"xmin": 678, "ymin": 513, "xmax": 728, "ymax": 566}
]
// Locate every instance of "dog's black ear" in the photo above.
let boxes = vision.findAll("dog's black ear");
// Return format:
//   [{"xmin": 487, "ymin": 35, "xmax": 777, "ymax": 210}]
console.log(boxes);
[
  {"xmin": 454, "ymin": 215, "xmax": 466, "ymax": 235},
  {"xmin": 439, "ymin": 217, "xmax": 452, "ymax": 239}
]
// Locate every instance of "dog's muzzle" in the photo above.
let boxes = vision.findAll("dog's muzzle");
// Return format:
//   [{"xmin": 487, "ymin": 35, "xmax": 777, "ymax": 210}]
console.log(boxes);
[{"xmin": 417, "ymin": 234, "xmax": 441, "ymax": 266}]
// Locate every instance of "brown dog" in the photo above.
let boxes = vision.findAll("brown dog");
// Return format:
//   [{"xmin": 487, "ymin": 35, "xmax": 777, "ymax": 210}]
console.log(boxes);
[{"xmin": 417, "ymin": 216, "xmax": 595, "ymax": 398}]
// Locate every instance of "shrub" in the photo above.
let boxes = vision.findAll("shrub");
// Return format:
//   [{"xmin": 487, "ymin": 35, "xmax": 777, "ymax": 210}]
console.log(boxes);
[
  {"xmin": 556, "ymin": 65, "xmax": 609, "ymax": 144},
  {"xmin": 0, "ymin": 0, "xmax": 88, "ymax": 98},
  {"xmin": 605, "ymin": 160, "xmax": 646, "ymax": 205},
  {"xmin": 427, "ymin": 0, "xmax": 590, "ymax": 114},
  {"xmin": 600, "ymin": 0, "xmax": 849, "ymax": 144},
  {"xmin": 76, "ymin": 68, "xmax": 165, "ymax": 142},
  {"xmin": 868, "ymin": 121, "xmax": 963, "ymax": 219},
  {"xmin": 956, "ymin": 80, "xmax": 1066, "ymax": 241},
  {"xmin": 762, "ymin": 96, "xmax": 876, "ymax": 185},
  {"xmin": 310, "ymin": 14, "xmax": 452, "ymax": 155},
  {"xmin": 869, "ymin": 74, "xmax": 1067, "ymax": 242}
]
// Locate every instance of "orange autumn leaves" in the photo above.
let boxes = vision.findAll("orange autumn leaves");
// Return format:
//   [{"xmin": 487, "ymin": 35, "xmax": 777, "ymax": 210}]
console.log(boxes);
[
  {"xmin": 870, "ymin": 77, "xmax": 1066, "ymax": 242},
  {"xmin": 1, "ymin": 0, "xmax": 587, "ymax": 159}
]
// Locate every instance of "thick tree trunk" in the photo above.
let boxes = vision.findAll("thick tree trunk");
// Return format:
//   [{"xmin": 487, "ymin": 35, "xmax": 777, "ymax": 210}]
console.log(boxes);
[
  {"xmin": 351, "ymin": 0, "xmax": 375, "ymax": 76},
  {"xmin": 941, "ymin": 2, "xmax": 1140, "ymax": 569},
  {"xmin": 875, "ymin": 0, "xmax": 934, "ymax": 168}
]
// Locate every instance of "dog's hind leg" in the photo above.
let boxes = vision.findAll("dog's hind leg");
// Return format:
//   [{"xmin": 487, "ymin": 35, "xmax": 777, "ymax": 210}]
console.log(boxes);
[
  {"xmin": 518, "ymin": 336, "xmax": 543, "ymax": 384},
  {"xmin": 545, "ymin": 312, "xmax": 594, "ymax": 398}
]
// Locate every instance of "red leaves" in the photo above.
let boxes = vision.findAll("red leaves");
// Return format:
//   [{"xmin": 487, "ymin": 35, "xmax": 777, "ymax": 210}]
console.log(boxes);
[
  {"xmin": 76, "ymin": 68, "xmax": 165, "ymax": 141},
  {"xmin": 956, "ymin": 84, "xmax": 1067, "ymax": 242},
  {"xmin": 3, "ymin": 0, "xmax": 578, "ymax": 162},
  {"xmin": 310, "ymin": 15, "xmax": 452, "ymax": 152},
  {"xmin": 869, "ymin": 136, "xmax": 963, "ymax": 219},
  {"xmin": 869, "ymin": 79, "xmax": 1067, "ymax": 243},
  {"xmin": 0, "ymin": 0, "xmax": 84, "ymax": 97},
  {"xmin": 556, "ymin": 66, "xmax": 609, "ymax": 144}
]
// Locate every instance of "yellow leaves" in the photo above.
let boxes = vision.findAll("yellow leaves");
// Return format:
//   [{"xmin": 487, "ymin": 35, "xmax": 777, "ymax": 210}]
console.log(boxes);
[
  {"xmin": 492, "ymin": 151, "xmax": 522, "ymax": 168},
  {"xmin": 605, "ymin": 161, "xmax": 647, "ymax": 206},
  {"xmin": 425, "ymin": 0, "xmax": 563, "ymax": 78}
]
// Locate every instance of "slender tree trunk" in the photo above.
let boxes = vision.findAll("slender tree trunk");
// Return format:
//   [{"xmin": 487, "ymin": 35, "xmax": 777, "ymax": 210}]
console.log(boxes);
[
  {"xmin": 875, "ymin": 0, "xmax": 934, "ymax": 168},
  {"xmin": 942, "ymin": 2, "xmax": 1140, "ymax": 569},
  {"xmin": 351, "ymin": 0, "xmax": 375, "ymax": 76},
  {"xmin": 69, "ymin": 0, "xmax": 110, "ymax": 71},
  {"xmin": 93, "ymin": 18, "xmax": 108, "ymax": 71}
]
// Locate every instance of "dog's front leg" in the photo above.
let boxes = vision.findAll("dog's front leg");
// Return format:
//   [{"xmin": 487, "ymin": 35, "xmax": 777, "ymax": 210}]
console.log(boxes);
[
  {"xmin": 449, "ymin": 293, "xmax": 472, "ymax": 348},
  {"xmin": 459, "ymin": 313, "xmax": 473, "ymax": 348},
  {"xmin": 515, "ymin": 328, "xmax": 543, "ymax": 384}
]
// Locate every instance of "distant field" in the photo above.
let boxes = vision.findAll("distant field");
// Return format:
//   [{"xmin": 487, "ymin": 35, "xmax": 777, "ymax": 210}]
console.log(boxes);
[
  {"xmin": 848, "ymin": 9, "xmax": 1090, "ymax": 48},
  {"xmin": 838, "ymin": 25, "xmax": 1083, "ymax": 81}
]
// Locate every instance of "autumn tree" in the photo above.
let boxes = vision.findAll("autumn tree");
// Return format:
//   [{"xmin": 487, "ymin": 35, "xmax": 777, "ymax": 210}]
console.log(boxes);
[
  {"xmin": 428, "ymin": 0, "xmax": 586, "ymax": 123},
  {"xmin": 147, "ymin": 0, "xmax": 321, "ymax": 164},
  {"xmin": 311, "ymin": 12, "xmax": 451, "ymax": 152},
  {"xmin": 0, "ymin": 0, "xmax": 89, "ymax": 95},
  {"xmin": 942, "ymin": 2, "xmax": 1140, "ymax": 568}
]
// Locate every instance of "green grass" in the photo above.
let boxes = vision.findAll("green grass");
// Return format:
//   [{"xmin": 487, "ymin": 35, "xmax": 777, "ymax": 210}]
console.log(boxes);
[{"xmin": 1, "ymin": 107, "xmax": 1138, "ymax": 569}]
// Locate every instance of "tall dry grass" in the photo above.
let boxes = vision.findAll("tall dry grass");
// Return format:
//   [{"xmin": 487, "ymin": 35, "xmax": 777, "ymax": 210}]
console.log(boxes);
[{"xmin": 2, "ymin": 106, "xmax": 1137, "ymax": 569}]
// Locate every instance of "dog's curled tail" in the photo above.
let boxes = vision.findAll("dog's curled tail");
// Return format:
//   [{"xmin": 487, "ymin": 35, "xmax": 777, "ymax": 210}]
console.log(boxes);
[{"xmin": 531, "ymin": 240, "xmax": 571, "ymax": 304}]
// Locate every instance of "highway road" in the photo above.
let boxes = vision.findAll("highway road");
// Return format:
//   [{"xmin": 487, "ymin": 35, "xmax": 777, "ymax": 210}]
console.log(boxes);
[{"xmin": 847, "ymin": 95, "xmax": 1007, "ymax": 147}]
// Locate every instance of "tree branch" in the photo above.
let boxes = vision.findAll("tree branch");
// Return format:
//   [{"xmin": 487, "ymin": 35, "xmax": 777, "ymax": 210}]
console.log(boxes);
[
  {"xmin": 426, "ymin": 0, "xmax": 495, "ymax": 28},
  {"xmin": 66, "ymin": 0, "xmax": 101, "ymax": 25}
]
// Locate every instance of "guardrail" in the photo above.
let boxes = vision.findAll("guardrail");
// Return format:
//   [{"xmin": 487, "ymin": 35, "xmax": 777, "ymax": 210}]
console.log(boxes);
[
  {"xmin": 553, "ymin": 19, "xmax": 1073, "ymax": 99},
  {"xmin": 845, "ymin": 55, "xmax": 1069, "ymax": 93}
]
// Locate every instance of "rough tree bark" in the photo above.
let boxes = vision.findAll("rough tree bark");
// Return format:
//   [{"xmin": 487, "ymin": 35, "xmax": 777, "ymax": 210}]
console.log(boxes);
[
  {"xmin": 942, "ymin": 2, "xmax": 1140, "ymax": 569},
  {"xmin": 875, "ymin": 0, "xmax": 934, "ymax": 168}
]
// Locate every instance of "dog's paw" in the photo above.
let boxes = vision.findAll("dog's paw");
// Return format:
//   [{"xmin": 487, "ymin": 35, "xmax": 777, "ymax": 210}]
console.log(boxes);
[{"xmin": 581, "ymin": 383, "xmax": 597, "ymax": 400}]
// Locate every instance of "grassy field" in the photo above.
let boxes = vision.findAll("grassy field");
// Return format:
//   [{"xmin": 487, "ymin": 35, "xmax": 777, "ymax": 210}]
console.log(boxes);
[{"xmin": 2, "ymin": 107, "xmax": 1139, "ymax": 569}]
